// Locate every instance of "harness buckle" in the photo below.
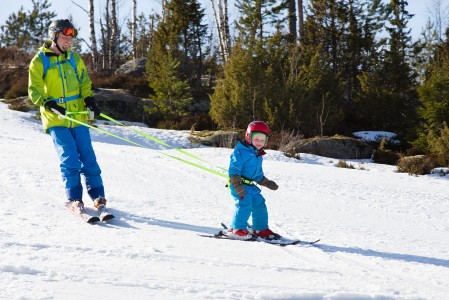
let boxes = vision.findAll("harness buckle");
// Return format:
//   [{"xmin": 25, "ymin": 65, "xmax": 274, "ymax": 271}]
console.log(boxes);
[
  {"xmin": 241, "ymin": 178, "xmax": 253, "ymax": 185},
  {"xmin": 58, "ymin": 97, "xmax": 65, "ymax": 104}
]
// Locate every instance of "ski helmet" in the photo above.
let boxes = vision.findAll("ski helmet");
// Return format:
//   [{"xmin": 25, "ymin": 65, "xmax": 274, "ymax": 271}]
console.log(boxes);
[
  {"xmin": 245, "ymin": 121, "xmax": 270, "ymax": 145},
  {"xmin": 48, "ymin": 19, "xmax": 77, "ymax": 39}
]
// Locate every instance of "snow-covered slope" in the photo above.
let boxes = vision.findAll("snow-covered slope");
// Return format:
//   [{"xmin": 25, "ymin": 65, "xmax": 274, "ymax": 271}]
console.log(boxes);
[{"xmin": 1, "ymin": 102, "xmax": 449, "ymax": 300}]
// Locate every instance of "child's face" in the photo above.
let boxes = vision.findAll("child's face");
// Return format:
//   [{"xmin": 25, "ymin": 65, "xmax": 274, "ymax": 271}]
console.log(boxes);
[{"xmin": 251, "ymin": 133, "xmax": 267, "ymax": 150}]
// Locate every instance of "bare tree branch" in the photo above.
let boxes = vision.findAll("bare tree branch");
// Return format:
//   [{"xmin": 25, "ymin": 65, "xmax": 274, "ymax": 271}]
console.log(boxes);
[{"xmin": 71, "ymin": 0, "xmax": 88, "ymax": 14}]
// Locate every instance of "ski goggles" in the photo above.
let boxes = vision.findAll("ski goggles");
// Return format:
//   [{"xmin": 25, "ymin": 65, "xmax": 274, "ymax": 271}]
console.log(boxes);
[{"xmin": 61, "ymin": 27, "xmax": 78, "ymax": 37}]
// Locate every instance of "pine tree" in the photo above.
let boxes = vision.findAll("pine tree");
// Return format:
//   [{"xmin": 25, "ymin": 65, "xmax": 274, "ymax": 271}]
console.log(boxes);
[
  {"xmin": 382, "ymin": 0, "xmax": 418, "ymax": 136},
  {"xmin": 125, "ymin": 13, "xmax": 155, "ymax": 59},
  {"xmin": 210, "ymin": 0, "xmax": 288, "ymax": 130},
  {"xmin": 286, "ymin": 0, "xmax": 347, "ymax": 136},
  {"xmin": 147, "ymin": 0, "xmax": 210, "ymax": 125},
  {"xmin": 0, "ymin": 0, "xmax": 56, "ymax": 51},
  {"xmin": 288, "ymin": 43, "xmax": 344, "ymax": 136},
  {"xmin": 412, "ymin": 19, "xmax": 439, "ymax": 82},
  {"xmin": 146, "ymin": 54, "xmax": 192, "ymax": 120},
  {"xmin": 235, "ymin": 0, "xmax": 286, "ymax": 43},
  {"xmin": 417, "ymin": 31, "xmax": 449, "ymax": 131},
  {"xmin": 353, "ymin": 0, "xmax": 418, "ymax": 139},
  {"xmin": 209, "ymin": 40, "xmax": 268, "ymax": 129},
  {"xmin": 0, "ymin": 7, "xmax": 30, "ymax": 49},
  {"xmin": 162, "ymin": 0, "xmax": 210, "ymax": 97}
]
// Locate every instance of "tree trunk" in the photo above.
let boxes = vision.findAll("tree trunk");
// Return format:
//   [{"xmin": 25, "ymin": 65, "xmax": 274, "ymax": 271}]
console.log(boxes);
[
  {"xmin": 102, "ymin": 0, "xmax": 110, "ymax": 69},
  {"xmin": 109, "ymin": 0, "xmax": 118, "ymax": 68},
  {"xmin": 88, "ymin": 0, "xmax": 98, "ymax": 70},
  {"xmin": 288, "ymin": 0, "xmax": 297, "ymax": 40},
  {"xmin": 210, "ymin": 0, "xmax": 224, "ymax": 59},
  {"xmin": 132, "ymin": 0, "xmax": 137, "ymax": 59},
  {"xmin": 257, "ymin": 1, "xmax": 263, "ymax": 40},
  {"xmin": 210, "ymin": 0, "xmax": 230, "ymax": 62},
  {"xmin": 297, "ymin": 0, "xmax": 304, "ymax": 40},
  {"xmin": 162, "ymin": 0, "xmax": 167, "ymax": 22},
  {"xmin": 222, "ymin": 0, "xmax": 231, "ymax": 60}
]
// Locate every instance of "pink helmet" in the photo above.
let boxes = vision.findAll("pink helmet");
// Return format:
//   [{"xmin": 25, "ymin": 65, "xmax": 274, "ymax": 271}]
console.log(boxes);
[{"xmin": 245, "ymin": 121, "xmax": 270, "ymax": 144}]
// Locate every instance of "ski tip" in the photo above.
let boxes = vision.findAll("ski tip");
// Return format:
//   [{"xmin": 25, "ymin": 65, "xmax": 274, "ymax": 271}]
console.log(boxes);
[
  {"xmin": 101, "ymin": 215, "xmax": 115, "ymax": 222},
  {"xmin": 87, "ymin": 217, "xmax": 101, "ymax": 223}
]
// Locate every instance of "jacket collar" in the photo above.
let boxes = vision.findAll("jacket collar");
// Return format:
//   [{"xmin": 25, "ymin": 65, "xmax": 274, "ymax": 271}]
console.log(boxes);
[{"xmin": 239, "ymin": 140, "xmax": 266, "ymax": 156}]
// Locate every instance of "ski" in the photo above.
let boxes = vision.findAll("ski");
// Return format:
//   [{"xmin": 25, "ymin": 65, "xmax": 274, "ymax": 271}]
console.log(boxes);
[
  {"xmin": 198, "ymin": 232, "xmax": 256, "ymax": 241},
  {"xmin": 243, "ymin": 223, "xmax": 320, "ymax": 246},
  {"xmin": 96, "ymin": 205, "xmax": 115, "ymax": 222},
  {"xmin": 65, "ymin": 202, "xmax": 100, "ymax": 223},
  {"xmin": 199, "ymin": 224, "xmax": 320, "ymax": 246},
  {"xmin": 256, "ymin": 236, "xmax": 320, "ymax": 246},
  {"xmin": 199, "ymin": 232, "xmax": 319, "ymax": 246}
]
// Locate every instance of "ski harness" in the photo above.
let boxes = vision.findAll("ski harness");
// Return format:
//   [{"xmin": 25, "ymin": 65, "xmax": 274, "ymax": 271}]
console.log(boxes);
[{"xmin": 39, "ymin": 50, "xmax": 83, "ymax": 104}]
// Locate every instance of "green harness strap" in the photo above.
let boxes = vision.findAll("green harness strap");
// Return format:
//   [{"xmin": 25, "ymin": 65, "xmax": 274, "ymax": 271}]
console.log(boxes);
[
  {"xmin": 61, "ymin": 113, "xmax": 229, "ymax": 180},
  {"xmin": 99, "ymin": 113, "xmax": 229, "ymax": 173}
]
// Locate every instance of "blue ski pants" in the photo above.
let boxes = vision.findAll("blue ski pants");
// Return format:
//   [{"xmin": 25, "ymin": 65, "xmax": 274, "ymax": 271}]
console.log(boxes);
[
  {"xmin": 230, "ymin": 184, "xmax": 268, "ymax": 231},
  {"xmin": 48, "ymin": 126, "xmax": 104, "ymax": 200}
]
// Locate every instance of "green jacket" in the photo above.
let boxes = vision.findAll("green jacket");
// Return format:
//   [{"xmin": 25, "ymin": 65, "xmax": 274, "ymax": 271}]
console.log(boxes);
[{"xmin": 28, "ymin": 41, "xmax": 94, "ymax": 131}]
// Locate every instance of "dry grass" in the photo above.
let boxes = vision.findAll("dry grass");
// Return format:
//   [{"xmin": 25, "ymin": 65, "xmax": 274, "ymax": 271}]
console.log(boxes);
[
  {"xmin": 397, "ymin": 155, "xmax": 439, "ymax": 176},
  {"xmin": 274, "ymin": 129, "xmax": 304, "ymax": 154},
  {"xmin": 92, "ymin": 73, "xmax": 151, "ymax": 98}
]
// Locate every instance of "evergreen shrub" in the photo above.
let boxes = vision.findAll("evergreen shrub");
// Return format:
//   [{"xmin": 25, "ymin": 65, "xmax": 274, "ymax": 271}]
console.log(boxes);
[
  {"xmin": 426, "ymin": 122, "xmax": 449, "ymax": 167},
  {"xmin": 372, "ymin": 138, "xmax": 400, "ymax": 165}
]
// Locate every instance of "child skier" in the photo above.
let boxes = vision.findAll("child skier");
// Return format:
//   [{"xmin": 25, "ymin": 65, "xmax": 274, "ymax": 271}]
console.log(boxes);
[{"xmin": 227, "ymin": 121, "xmax": 279, "ymax": 240}]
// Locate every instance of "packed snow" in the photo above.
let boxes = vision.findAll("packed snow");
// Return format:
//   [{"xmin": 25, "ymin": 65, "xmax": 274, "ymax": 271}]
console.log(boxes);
[{"xmin": 1, "ymin": 101, "xmax": 449, "ymax": 300}]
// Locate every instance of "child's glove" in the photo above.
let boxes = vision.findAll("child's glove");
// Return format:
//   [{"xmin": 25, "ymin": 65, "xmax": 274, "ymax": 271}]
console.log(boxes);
[
  {"xmin": 230, "ymin": 175, "xmax": 246, "ymax": 199},
  {"xmin": 44, "ymin": 100, "xmax": 66, "ymax": 116},
  {"xmin": 258, "ymin": 176, "xmax": 278, "ymax": 190}
]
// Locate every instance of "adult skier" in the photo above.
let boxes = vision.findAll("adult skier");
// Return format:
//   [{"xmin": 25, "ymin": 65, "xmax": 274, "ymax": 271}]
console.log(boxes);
[{"xmin": 28, "ymin": 19, "xmax": 108, "ymax": 214}]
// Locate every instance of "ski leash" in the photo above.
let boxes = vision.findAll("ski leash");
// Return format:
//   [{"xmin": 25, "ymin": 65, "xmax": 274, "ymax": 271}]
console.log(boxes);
[
  {"xmin": 100, "ymin": 113, "xmax": 228, "ymax": 172},
  {"xmin": 60, "ymin": 112, "xmax": 229, "ymax": 180}
]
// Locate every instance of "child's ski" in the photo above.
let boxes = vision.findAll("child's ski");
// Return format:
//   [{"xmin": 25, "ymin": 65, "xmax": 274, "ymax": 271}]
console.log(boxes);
[
  {"xmin": 199, "ymin": 224, "xmax": 320, "ymax": 246},
  {"xmin": 198, "ymin": 232, "xmax": 319, "ymax": 246},
  {"xmin": 243, "ymin": 223, "xmax": 321, "ymax": 246},
  {"xmin": 256, "ymin": 236, "xmax": 320, "ymax": 246}
]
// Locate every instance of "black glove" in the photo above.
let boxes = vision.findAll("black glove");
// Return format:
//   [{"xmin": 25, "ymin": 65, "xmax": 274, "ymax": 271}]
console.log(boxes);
[
  {"xmin": 258, "ymin": 176, "xmax": 278, "ymax": 190},
  {"xmin": 84, "ymin": 96, "xmax": 101, "ymax": 117},
  {"xmin": 44, "ymin": 100, "xmax": 66, "ymax": 116},
  {"xmin": 230, "ymin": 175, "xmax": 246, "ymax": 200}
]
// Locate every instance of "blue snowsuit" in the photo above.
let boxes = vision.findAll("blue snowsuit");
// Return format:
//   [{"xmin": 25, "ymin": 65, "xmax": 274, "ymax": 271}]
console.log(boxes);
[
  {"xmin": 48, "ymin": 126, "xmax": 104, "ymax": 200},
  {"xmin": 229, "ymin": 141, "xmax": 268, "ymax": 231}
]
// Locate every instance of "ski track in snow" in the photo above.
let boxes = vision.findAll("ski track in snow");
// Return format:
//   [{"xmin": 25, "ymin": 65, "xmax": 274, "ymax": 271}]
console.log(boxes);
[{"xmin": 1, "ymin": 102, "xmax": 449, "ymax": 299}]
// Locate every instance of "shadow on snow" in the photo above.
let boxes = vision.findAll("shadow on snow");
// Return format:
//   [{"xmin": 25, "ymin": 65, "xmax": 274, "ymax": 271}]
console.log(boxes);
[
  {"xmin": 107, "ymin": 208, "xmax": 449, "ymax": 269},
  {"xmin": 315, "ymin": 243, "xmax": 449, "ymax": 268}
]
